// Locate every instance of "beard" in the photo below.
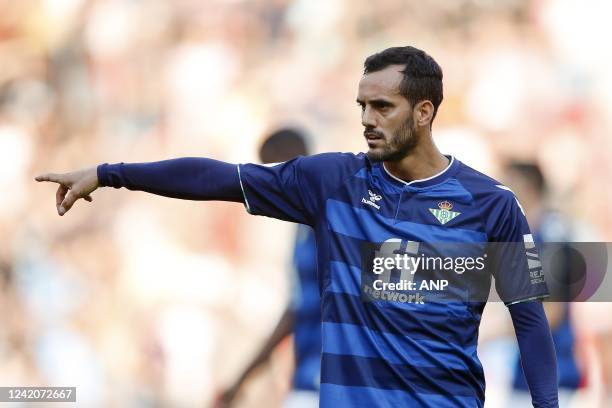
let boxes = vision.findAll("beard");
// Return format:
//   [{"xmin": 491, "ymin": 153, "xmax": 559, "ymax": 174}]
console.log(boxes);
[{"xmin": 366, "ymin": 116, "xmax": 419, "ymax": 162}]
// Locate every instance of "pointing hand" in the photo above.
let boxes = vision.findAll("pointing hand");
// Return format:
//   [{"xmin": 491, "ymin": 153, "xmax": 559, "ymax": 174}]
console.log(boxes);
[{"xmin": 35, "ymin": 167, "xmax": 99, "ymax": 216}]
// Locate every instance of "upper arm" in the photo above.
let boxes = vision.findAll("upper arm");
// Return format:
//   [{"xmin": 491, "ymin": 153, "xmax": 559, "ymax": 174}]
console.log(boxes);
[
  {"xmin": 238, "ymin": 157, "xmax": 312, "ymax": 224},
  {"xmin": 237, "ymin": 152, "xmax": 365, "ymax": 225},
  {"xmin": 485, "ymin": 189, "xmax": 550, "ymax": 306}
]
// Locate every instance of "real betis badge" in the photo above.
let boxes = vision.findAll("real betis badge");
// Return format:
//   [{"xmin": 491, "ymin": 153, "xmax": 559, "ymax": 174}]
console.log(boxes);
[{"xmin": 429, "ymin": 200, "xmax": 461, "ymax": 225}]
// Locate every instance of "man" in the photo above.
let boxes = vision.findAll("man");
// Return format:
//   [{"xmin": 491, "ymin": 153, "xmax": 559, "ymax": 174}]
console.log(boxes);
[
  {"xmin": 218, "ymin": 128, "xmax": 321, "ymax": 407},
  {"xmin": 36, "ymin": 46, "xmax": 558, "ymax": 407}
]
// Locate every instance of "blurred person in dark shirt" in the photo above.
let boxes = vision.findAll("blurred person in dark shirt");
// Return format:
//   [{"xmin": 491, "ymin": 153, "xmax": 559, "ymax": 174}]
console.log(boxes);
[
  {"xmin": 217, "ymin": 128, "xmax": 320, "ymax": 408},
  {"xmin": 504, "ymin": 162, "xmax": 584, "ymax": 407}
]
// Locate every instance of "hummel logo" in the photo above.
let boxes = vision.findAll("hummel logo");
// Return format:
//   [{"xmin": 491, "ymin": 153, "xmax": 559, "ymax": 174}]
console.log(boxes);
[
  {"xmin": 368, "ymin": 190, "xmax": 382, "ymax": 201},
  {"xmin": 362, "ymin": 189, "xmax": 382, "ymax": 210}
]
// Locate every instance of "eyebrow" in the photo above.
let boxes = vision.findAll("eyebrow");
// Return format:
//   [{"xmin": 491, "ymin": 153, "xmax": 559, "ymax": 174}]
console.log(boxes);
[{"xmin": 356, "ymin": 98, "xmax": 395, "ymax": 106}]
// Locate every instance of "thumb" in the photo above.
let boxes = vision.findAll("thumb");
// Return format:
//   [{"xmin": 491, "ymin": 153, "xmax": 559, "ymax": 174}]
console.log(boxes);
[{"xmin": 59, "ymin": 191, "xmax": 79, "ymax": 216}]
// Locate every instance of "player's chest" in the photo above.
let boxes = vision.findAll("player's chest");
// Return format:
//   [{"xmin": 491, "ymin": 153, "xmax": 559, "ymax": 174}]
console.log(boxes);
[{"xmin": 326, "ymin": 178, "xmax": 486, "ymax": 243}]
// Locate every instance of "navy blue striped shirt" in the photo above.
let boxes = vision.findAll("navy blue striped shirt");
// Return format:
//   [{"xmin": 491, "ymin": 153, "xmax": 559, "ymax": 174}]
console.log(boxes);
[{"xmin": 238, "ymin": 152, "xmax": 549, "ymax": 408}]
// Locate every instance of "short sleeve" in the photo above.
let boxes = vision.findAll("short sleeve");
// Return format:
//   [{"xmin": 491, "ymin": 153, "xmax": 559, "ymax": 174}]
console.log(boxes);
[
  {"xmin": 487, "ymin": 191, "xmax": 550, "ymax": 306},
  {"xmin": 237, "ymin": 152, "xmax": 366, "ymax": 226}
]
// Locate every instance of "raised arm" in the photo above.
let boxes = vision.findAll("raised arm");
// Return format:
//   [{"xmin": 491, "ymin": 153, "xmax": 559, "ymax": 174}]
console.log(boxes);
[{"xmin": 35, "ymin": 158, "xmax": 243, "ymax": 216}]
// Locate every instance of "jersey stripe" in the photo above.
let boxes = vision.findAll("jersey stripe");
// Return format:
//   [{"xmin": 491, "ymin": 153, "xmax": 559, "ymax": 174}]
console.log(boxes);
[
  {"xmin": 321, "ymin": 321, "xmax": 476, "ymax": 370},
  {"xmin": 320, "ymin": 383, "xmax": 480, "ymax": 408},
  {"xmin": 326, "ymin": 199, "xmax": 487, "ymax": 242},
  {"xmin": 320, "ymin": 353, "xmax": 483, "ymax": 398}
]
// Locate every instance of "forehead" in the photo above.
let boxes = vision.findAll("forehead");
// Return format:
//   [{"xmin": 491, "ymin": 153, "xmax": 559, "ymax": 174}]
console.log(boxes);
[{"xmin": 358, "ymin": 64, "xmax": 405, "ymax": 100}]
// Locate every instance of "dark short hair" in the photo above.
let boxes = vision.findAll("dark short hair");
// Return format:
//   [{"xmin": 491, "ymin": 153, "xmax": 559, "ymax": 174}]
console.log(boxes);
[
  {"xmin": 258, "ymin": 127, "xmax": 310, "ymax": 164},
  {"xmin": 364, "ymin": 46, "xmax": 443, "ymax": 121},
  {"xmin": 507, "ymin": 162, "xmax": 546, "ymax": 194}
]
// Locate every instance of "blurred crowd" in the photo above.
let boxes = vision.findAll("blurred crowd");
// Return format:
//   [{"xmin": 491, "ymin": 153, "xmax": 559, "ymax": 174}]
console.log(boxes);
[{"xmin": 1, "ymin": 0, "xmax": 612, "ymax": 406}]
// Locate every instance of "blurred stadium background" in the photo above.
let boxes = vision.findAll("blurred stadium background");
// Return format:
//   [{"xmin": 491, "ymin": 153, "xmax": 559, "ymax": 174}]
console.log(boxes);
[{"xmin": 2, "ymin": 0, "xmax": 612, "ymax": 406}]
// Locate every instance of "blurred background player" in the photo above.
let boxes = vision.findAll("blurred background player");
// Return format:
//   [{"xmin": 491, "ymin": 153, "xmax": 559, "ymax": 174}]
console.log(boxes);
[
  {"xmin": 218, "ymin": 128, "xmax": 321, "ymax": 408},
  {"xmin": 503, "ymin": 161, "xmax": 584, "ymax": 407}
]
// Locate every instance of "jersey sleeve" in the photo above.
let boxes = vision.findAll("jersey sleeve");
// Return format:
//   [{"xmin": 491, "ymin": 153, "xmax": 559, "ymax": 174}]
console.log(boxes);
[
  {"xmin": 237, "ymin": 152, "xmax": 364, "ymax": 226},
  {"xmin": 487, "ymin": 189, "xmax": 550, "ymax": 306}
]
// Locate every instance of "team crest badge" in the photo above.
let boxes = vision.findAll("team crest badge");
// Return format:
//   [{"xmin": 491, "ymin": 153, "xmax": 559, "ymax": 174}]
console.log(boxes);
[{"xmin": 429, "ymin": 201, "xmax": 461, "ymax": 225}]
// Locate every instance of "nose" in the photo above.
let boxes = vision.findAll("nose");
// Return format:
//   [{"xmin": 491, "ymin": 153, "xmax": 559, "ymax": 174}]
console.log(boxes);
[{"xmin": 361, "ymin": 106, "xmax": 377, "ymax": 128}]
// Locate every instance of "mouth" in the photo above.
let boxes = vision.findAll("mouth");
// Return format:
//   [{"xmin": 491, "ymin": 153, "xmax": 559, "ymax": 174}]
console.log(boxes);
[
  {"xmin": 364, "ymin": 131, "xmax": 383, "ymax": 141},
  {"xmin": 365, "ymin": 132, "xmax": 384, "ymax": 147}
]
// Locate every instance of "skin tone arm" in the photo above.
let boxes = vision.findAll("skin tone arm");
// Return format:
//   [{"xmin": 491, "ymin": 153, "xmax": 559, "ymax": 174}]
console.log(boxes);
[
  {"xmin": 216, "ymin": 308, "xmax": 295, "ymax": 408},
  {"xmin": 35, "ymin": 167, "xmax": 99, "ymax": 216}
]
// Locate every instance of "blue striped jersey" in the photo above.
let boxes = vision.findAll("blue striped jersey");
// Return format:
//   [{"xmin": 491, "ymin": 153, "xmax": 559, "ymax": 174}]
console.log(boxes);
[
  {"xmin": 290, "ymin": 224, "xmax": 322, "ymax": 391},
  {"xmin": 238, "ymin": 153, "xmax": 549, "ymax": 408}
]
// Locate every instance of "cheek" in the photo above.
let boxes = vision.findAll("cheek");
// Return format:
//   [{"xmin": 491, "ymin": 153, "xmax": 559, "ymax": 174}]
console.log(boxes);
[
  {"xmin": 388, "ymin": 118, "xmax": 407, "ymax": 135},
  {"xmin": 388, "ymin": 111, "xmax": 410, "ymax": 127}
]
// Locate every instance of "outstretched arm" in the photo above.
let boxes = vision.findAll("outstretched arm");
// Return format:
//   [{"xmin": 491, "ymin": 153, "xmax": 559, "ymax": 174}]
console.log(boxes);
[
  {"xmin": 509, "ymin": 300, "xmax": 559, "ymax": 408},
  {"xmin": 35, "ymin": 158, "xmax": 243, "ymax": 216}
]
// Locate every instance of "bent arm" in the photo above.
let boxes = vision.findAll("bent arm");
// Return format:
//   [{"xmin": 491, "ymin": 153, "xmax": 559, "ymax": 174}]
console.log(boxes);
[
  {"xmin": 97, "ymin": 158, "xmax": 244, "ymax": 202},
  {"xmin": 217, "ymin": 308, "xmax": 294, "ymax": 407},
  {"xmin": 234, "ymin": 307, "xmax": 294, "ymax": 385},
  {"xmin": 509, "ymin": 300, "xmax": 559, "ymax": 408}
]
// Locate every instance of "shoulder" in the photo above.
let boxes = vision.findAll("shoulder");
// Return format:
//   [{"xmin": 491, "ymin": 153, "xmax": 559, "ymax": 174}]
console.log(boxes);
[
  {"xmin": 297, "ymin": 152, "xmax": 369, "ymax": 210},
  {"xmin": 454, "ymin": 161, "xmax": 519, "ymax": 206},
  {"xmin": 453, "ymin": 160, "xmax": 530, "ymax": 241},
  {"xmin": 297, "ymin": 152, "xmax": 369, "ymax": 186},
  {"xmin": 298, "ymin": 152, "xmax": 368, "ymax": 173},
  {"xmin": 453, "ymin": 161, "xmax": 528, "ymax": 240}
]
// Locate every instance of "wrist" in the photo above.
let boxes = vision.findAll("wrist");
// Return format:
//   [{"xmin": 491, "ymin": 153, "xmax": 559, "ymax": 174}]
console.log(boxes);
[{"xmin": 96, "ymin": 163, "xmax": 108, "ymax": 187}]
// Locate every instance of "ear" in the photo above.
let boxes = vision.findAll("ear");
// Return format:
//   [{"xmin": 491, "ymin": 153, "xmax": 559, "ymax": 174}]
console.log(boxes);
[{"xmin": 414, "ymin": 100, "xmax": 434, "ymax": 127}]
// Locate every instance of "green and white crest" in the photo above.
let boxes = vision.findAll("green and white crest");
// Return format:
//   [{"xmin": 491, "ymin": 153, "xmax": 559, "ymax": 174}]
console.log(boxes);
[{"xmin": 429, "ymin": 201, "xmax": 461, "ymax": 225}]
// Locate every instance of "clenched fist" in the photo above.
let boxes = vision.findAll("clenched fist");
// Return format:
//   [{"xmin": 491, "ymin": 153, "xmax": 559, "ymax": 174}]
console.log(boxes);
[{"xmin": 35, "ymin": 167, "xmax": 99, "ymax": 216}]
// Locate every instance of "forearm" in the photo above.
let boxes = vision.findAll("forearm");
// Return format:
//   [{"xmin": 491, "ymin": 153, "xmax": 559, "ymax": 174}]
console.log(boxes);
[
  {"xmin": 97, "ymin": 157, "xmax": 243, "ymax": 201},
  {"xmin": 235, "ymin": 308, "xmax": 294, "ymax": 385},
  {"xmin": 509, "ymin": 301, "xmax": 559, "ymax": 408}
]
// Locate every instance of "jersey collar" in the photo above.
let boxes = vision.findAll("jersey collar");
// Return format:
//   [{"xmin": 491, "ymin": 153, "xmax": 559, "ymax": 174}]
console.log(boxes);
[{"xmin": 379, "ymin": 155, "xmax": 459, "ymax": 189}]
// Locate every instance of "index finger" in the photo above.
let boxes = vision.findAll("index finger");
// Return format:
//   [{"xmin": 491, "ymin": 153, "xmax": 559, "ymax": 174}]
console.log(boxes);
[{"xmin": 35, "ymin": 173, "xmax": 65, "ymax": 184}]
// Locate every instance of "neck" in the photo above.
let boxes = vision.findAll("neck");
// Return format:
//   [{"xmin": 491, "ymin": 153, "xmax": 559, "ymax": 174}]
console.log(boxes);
[{"xmin": 383, "ymin": 137, "xmax": 449, "ymax": 183}]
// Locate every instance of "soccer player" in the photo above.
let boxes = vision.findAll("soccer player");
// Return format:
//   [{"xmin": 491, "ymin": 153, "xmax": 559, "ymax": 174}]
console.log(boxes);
[
  {"xmin": 217, "ymin": 128, "xmax": 321, "ymax": 408},
  {"xmin": 36, "ymin": 46, "xmax": 559, "ymax": 407}
]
